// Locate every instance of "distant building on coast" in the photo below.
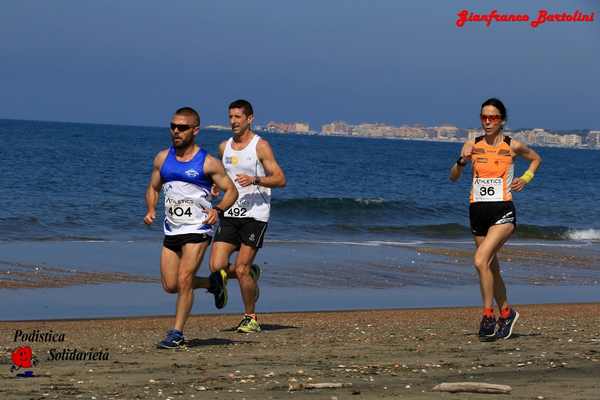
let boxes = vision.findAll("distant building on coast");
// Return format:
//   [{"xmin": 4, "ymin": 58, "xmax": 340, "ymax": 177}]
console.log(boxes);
[
  {"xmin": 265, "ymin": 121, "xmax": 310, "ymax": 134},
  {"xmin": 467, "ymin": 129, "xmax": 482, "ymax": 140},
  {"xmin": 562, "ymin": 134, "xmax": 582, "ymax": 147},
  {"xmin": 321, "ymin": 121, "xmax": 452, "ymax": 140},
  {"xmin": 431, "ymin": 125, "xmax": 460, "ymax": 140},
  {"xmin": 321, "ymin": 121, "xmax": 353, "ymax": 135},
  {"xmin": 588, "ymin": 131, "xmax": 600, "ymax": 148},
  {"xmin": 260, "ymin": 117, "xmax": 596, "ymax": 150}
]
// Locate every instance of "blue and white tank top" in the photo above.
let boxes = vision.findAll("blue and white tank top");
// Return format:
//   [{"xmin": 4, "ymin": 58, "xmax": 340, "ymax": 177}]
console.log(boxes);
[{"xmin": 160, "ymin": 147, "xmax": 214, "ymax": 236}]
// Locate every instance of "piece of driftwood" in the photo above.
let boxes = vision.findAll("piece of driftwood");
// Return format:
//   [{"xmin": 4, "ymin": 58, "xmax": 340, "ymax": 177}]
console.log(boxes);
[
  {"xmin": 288, "ymin": 382, "xmax": 353, "ymax": 391},
  {"xmin": 432, "ymin": 382, "xmax": 512, "ymax": 394}
]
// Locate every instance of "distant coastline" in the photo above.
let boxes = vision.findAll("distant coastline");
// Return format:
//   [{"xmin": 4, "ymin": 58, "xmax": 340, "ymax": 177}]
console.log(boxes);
[
  {"xmin": 1, "ymin": 119, "xmax": 597, "ymax": 150},
  {"xmin": 206, "ymin": 122, "xmax": 600, "ymax": 150}
]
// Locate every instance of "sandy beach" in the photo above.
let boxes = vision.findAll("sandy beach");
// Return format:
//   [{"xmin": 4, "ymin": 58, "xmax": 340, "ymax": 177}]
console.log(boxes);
[{"xmin": 2, "ymin": 303, "xmax": 599, "ymax": 399}]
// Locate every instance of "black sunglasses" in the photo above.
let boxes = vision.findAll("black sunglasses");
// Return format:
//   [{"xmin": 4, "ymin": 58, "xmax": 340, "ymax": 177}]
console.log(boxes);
[{"xmin": 170, "ymin": 123, "xmax": 196, "ymax": 131}]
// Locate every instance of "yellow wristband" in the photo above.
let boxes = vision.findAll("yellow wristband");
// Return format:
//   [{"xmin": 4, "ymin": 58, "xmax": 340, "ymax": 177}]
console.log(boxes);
[{"xmin": 520, "ymin": 170, "xmax": 534, "ymax": 184}]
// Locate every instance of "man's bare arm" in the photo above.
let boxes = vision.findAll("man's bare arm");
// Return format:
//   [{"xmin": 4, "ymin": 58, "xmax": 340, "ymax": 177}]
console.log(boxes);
[
  {"xmin": 144, "ymin": 150, "xmax": 168, "ymax": 225},
  {"xmin": 203, "ymin": 155, "xmax": 238, "ymax": 224},
  {"xmin": 235, "ymin": 139, "xmax": 286, "ymax": 188}
]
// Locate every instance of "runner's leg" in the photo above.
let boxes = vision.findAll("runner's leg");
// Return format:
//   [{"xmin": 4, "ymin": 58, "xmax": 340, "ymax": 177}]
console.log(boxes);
[
  {"xmin": 209, "ymin": 241, "xmax": 237, "ymax": 273},
  {"xmin": 474, "ymin": 238, "xmax": 508, "ymax": 310},
  {"xmin": 160, "ymin": 246, "xmax": 181, "ymax": 294},
  {"xmin": 173, "ymin": 241, "xmax": 210, "ymax": 332},
  {"xmin": 233, "ymin": 244, "xmax": 259, "ymax": 315},
  {"xmin": 490, "ymin": 255, "xmax": 508, "ymax": 310},
  {"xmin": 473, "ymin": 223, "xmax": 514, "ymax": 309}
]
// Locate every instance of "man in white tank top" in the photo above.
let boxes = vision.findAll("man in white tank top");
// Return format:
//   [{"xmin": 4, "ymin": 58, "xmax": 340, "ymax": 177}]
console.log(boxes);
[
  {"xmin": 144, "ymin": 107, "xmax": 238, "ymax": 348},
  {"xmin": 210, "ymin": 99, "xmax": 286, "ymax": 333}
]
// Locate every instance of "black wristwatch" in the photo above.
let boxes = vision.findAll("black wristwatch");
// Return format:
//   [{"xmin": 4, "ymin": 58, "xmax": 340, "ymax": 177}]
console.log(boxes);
[
  {"xmin": 456, "ymin": 156, "xmax": 467, "ymax": 167},
  {"xmin": 213, "ymin": 206, "xmax": 224, "ymax": 216}
]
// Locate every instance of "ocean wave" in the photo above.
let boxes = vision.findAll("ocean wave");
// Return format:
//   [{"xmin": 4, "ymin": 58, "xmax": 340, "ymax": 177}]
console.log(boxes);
[
  {"xmin": 320, "ymin": 223, "xmax": 469, "ymax": 237},
  {"xmin": 273, "ymin": 197, "xmax": 391, "ymax": 210},
  {"xmin": 286, "ymin": 223, "xmax": 600, "ymax": 242},
  {"xmin": 272, "ymin": 197, "xmax": 459, "ymax": 219},
  {"xmin": 0, "ymin": 235, "xmax": 110, "ymax": 243},
  {"xmin": 268, "ymin": 239, "xmax": 425, "ymax": 247},
  {"xmin": 565, "ymin": 229, "xmax": 600, "ymax": 241}
]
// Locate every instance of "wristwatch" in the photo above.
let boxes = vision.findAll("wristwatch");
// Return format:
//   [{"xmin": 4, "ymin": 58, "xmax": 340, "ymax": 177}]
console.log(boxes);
[
  {"xmin": 456, "ymin": 156, "xmax": 467, "ymax": 167},
  {"xmin": 213, "ymin": 206, "xmax": 224, "ymax": 216},
  {"xmin": 254, "ymin": 176, "xmax": 261, "ymax": 185}
]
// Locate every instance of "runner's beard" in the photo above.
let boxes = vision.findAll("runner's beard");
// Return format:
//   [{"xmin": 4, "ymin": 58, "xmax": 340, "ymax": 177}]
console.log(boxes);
[{"xmin": 172, "ymin": 135, "xmax": 194, "ymax": 150}]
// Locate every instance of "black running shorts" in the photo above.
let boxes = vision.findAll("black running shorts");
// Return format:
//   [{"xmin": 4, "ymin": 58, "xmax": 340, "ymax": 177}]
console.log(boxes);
[
  {"xmin": 214, "ymin": 217, "xmax": 268, "ymax": 249},
  {"xmin": 163, "ymin": 233, "xmax": 212, "ymax": 252},
  {"xmin": 469, "ymin": 201, "xmax": 517, "ymax": 236}
]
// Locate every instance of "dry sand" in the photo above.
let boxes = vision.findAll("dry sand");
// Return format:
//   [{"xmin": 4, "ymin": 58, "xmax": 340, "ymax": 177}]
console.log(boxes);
[{"xmin": 1, "ymin": 303, "xmax": 599, "ymax": 399}]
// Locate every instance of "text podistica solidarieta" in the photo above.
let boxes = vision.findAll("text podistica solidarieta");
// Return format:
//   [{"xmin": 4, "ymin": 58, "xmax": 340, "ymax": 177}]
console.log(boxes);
[{"xmin": 14, "ymin": 329, "xmax": 110, "ymax": 361}]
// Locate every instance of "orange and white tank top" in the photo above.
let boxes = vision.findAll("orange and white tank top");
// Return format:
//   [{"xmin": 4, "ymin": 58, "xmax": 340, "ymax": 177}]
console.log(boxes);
[{"xmin": 469, "ymin": 135, "xmax": 514, "ymax": 203}]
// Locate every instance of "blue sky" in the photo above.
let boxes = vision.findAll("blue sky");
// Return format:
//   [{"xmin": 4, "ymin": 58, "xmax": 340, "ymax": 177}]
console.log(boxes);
[{"xmin": 1, "ymin": 0, "xmax": 598, "ymax": 130}]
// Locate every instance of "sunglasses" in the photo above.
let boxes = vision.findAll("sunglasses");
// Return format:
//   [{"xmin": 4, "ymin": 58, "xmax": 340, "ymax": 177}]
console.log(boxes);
[
  {"xmin": 170, "ymin": 123, "xmax": 196, "ymax": 131},
  {"xmin": 480, "ymin": 115, "xmax": 503, "ymax": 123}
]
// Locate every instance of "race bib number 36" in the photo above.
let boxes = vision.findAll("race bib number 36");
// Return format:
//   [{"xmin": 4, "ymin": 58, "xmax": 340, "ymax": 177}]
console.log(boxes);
[{"xmin": 473, "ymin": 178, "xmax": 503, "ymax": 202}]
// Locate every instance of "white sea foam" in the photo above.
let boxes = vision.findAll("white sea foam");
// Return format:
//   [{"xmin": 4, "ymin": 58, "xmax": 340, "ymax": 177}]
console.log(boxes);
[
  {"xmin": 508, "ymin": 241, "xmax": 589, "ymax": 248},
  {"xmin": 268, "ymin": 239, "xmax": 423, "ymax": 247},
  {"xmin": 565, "ymin": 229, "xmax": 600, "ymax": 241},
  {"xmin": 354, "ymin": 197, "xmax": 385, "ymax": 205}
]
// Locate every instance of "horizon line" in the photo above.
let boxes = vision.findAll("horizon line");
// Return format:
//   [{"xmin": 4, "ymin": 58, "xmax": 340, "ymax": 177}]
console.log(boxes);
[{"xmin": 0, "ymin": 117, "xmax": 595, "ymax": 133}]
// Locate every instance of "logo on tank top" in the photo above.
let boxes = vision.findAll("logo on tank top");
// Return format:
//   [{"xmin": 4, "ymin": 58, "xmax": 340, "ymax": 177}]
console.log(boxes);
[
  {"xmin": 225, "ymin": 156, "xmax": 239, "ymax": 166},
  {"xmin": 185, "ymin": 169, "xmax": 200, "ymax": 178}
]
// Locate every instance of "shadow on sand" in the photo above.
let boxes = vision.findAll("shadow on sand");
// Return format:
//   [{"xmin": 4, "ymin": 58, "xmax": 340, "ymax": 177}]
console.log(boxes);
[
  {"xmin": 185, "ymin": 337, "xmax": 255, "ymax": 347},
  {"xmin": 221, "ymin": 323, "xmax": 300, "ymax": 333}
]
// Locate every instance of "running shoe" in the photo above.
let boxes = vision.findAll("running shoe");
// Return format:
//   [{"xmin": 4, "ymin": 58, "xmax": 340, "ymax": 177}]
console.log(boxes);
[
  {"xmin": 157, "ymin": 329, "xmax": 184, "ymax": 349},
  {"xmin": 250, "ymin": 264, "xmax": 261, "ymax": 303},
  {"xmin": 208, "ymin": 269, "xmax": 228, "ymax": 309},
  {"xmin": 236, "ymin": 315, "xmax": 261, "ymax": 333},
  {"xmin": 478, "ymin": 316, "xmax": 497, "ymax": 341},
  {"xmin": 495, "ymin": 309, "xmax": 519, "ymax": 340}
]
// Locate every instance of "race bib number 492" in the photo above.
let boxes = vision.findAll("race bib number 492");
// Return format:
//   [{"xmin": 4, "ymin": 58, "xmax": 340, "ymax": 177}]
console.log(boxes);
[
  {"xmin": 226, "ymin": 206, "xmax": 248, "ymax": 217},
  {"xmin": 473, "ymin": 178, "xmax": 503, "ymax": 202}
]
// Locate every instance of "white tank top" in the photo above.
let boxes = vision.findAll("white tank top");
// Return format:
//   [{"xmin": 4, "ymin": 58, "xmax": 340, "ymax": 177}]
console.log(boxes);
[{"xmin": 222, "ymin": 135, "xmax": 271, "ymax": 222}]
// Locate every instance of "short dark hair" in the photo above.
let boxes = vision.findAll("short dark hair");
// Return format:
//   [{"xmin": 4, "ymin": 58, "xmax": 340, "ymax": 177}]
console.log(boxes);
[
  {"xmin": 174, "ymin": 107, "xmax": 200, "ymax": 126},
  {"xmin": 481, "ymin": 98, "xmax": 507, "ymax": 121},
  {"xmin": 228, "ymin": 99, "xmax": 254, "ymax": 117}
]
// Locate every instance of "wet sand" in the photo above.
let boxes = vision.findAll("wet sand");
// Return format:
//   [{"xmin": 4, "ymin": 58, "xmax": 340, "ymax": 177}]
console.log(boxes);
[
  {"xmin": 2, "ymin": 303, "xmax": 599, "ymax": 399},
  {"xmin": 0, "ymin": 260, "xmax": 158, "ymax": 289},
  {"xmin": 1, "ymin": 240, "xmax": 599, "ymax": 290}
]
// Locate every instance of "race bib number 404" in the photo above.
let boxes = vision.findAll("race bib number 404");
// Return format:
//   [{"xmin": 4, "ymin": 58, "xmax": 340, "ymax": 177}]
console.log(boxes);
[
  {"xmin": 473, "ymin": 178, "xmax": 503, "ymax": 202},
  {"xmin": 165, "ymin": 198, "xmax": 200, "ymax": 223}
]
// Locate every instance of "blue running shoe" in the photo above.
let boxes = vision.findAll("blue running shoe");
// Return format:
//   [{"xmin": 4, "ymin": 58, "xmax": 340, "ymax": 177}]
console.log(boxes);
[
  {"xmin": 250, "ymin": 264, "xmax": 261, "ymax": 303},
  {"xmin": 158, "ymin": 329, "xmax": 184, "ymax": 349},
  {"xmin": 479, "ymin": 316, "xmax": 497, "ymax": 341},
  {"xmin": 495, "ymin": 309, "xmax": 519, "ymax": 340}
]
